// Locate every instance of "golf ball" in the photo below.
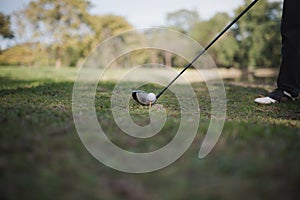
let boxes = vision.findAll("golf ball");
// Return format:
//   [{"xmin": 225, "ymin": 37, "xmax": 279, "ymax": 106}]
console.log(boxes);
[{"xmin": 147, "ymin": 93, "xmax": 156, "ymax": 102}]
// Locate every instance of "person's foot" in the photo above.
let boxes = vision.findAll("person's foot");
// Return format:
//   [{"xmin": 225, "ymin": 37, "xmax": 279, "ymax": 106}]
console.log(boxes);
[{"xmin": 254, "ymin": 88, "xmax": 299, "ymax": 104}]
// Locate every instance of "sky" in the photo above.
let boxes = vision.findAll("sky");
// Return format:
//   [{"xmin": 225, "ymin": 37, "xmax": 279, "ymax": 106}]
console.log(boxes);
[{"xmin": 0, "ymin": 0, "xmax": 280, "ymax": 28}]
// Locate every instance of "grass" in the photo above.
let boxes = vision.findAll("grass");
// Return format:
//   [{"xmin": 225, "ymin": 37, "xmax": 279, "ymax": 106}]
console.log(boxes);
[{"xmin": 1, "ymin": 66, "xmax": 300, "ymax": 200}]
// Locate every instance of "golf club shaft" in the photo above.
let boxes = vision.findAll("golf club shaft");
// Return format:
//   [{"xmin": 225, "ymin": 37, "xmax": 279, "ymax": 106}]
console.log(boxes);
[{"xmin": 155, "ymin": 0, "xmax": 260, "ymax": 99}]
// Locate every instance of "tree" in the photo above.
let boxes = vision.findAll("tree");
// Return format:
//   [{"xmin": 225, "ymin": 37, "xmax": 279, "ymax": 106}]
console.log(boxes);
[
  {"xmin": 83, "ymin": 14, "xmax": 135, "ymax": 68},
  {"xmin": 0, "ymin": 43, "xmax": 47, "ymax": 66},
  {"xmin": 189, "ymin": 0, "xmax": 282, "ymax": 70},
  {"xmin": 191, "ymin": 12, "xmax": 237, "ymax": 67},
  {"xmin": 166, "ymin": 9, "xmax": 200, "ymax": 33},
  {"xmin": 85, "ymin": 14, "xmax": 133, "ymax": 56},
  {"xmin": 232, "ymin": 0, "xmax": 282, "ymax": 69},
  {"xmin": 0, "ymin": 12, "xmax": 14, "ymax": 39},
  {"xmin": 19, "ymin": 0, "xmax": 92, "ymax": 68},
  {"xmin": 14, "ymin": 1, "xmax": 134, "ymax": 67},
  {"xmin": 0, "ymin": 12, "xmax": 14, "ymax": 53}
]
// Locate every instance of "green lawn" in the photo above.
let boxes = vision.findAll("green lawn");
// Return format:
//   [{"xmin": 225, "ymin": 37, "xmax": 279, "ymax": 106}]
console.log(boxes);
[{"xmin": 1, "ymin": 66, "xmax": 299, "ymax": 200}]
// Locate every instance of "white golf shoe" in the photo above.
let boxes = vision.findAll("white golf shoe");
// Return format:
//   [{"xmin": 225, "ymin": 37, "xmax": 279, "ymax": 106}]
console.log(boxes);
[{"xmin": 254, "ymin": 88, "xmax": 299, "ymax": 105}]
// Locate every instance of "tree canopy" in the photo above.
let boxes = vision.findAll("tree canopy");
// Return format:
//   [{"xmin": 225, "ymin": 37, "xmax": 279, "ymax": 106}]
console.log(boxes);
[
  {"xmin": 166, "ymin": 9, "xmax": 200, "ymax": 33},
  {"xmin": 4, "ymin": 0, "xmax": 133, "ymax": 67},
  {"xmin": 188, "ymin": 0, "xmax": 282, "ymax": 69},
  {"xmin": 0, "ymin": 12, "xmax": 14, "ymax": 39},
  {"xmin": 0, "ymin": 0, "xmax": 283, "ymax": 69},
  {"xmin": 232, "ymin": 0, "xmax": 282, "ymax": 68}
]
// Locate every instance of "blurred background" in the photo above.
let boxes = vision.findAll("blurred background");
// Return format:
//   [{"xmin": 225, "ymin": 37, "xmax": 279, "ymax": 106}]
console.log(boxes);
[{"xmin": 0, "ymin": 0, "xmax": 282, "ymax": 71}]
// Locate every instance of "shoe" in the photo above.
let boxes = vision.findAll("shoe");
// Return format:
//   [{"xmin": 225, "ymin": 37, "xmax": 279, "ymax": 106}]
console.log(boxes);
[{"xmin": 254, "ymin": 88, "xmax": 299, "ymax": 104}]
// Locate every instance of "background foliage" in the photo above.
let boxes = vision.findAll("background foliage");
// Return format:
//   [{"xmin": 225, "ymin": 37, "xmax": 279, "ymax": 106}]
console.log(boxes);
[{"xmin": 0, "ymin": 0, "xmax": 282, "ymax": 69}]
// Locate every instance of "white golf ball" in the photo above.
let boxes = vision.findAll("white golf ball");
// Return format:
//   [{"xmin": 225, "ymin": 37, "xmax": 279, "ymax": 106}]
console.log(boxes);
[{"xmin": 147, "ymin": 93, "xmax": 156, "ymax": 102}]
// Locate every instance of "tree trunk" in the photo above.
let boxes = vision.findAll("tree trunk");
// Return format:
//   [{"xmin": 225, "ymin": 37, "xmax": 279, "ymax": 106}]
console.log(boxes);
[
  {"xmin": 240, "ymin": 67, "xmax": 254, "ymax": 82},
  {"xmin": 164, "ymin": 52, "xmax": 172, "ymax": 68},
  {"xmin": 55, "ymin": 58, "xmax": 61, "ymax": 69},
  {"xmin": 55, "ymin": 46, "xmax": 62, "ymax": 69},
  {"xmin": 151, "ymin": 51, "xmax": 158, "ymax": 64}
]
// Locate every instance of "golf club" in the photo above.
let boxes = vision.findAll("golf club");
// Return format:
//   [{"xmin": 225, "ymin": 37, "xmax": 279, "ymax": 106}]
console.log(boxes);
[{"xmin": 132, "ymin": 0, "xmax": 260, "ymax": 106}]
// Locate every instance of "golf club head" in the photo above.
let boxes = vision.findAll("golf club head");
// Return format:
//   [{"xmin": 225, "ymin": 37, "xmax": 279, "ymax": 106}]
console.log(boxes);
[{"xmin": 132, "ymin": 90, "xmax": 156, "ymax": 106}]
